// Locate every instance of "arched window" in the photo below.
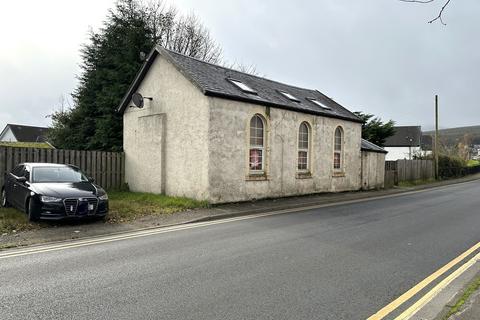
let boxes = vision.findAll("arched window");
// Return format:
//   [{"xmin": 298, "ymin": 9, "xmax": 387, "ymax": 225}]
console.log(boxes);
[
  {"xmin": 298, "ymin": 122, "xmax": 310, "ymax": 171},
  {"xmin": 334, "ymin": 127, "xmax": 343, "ymax": 170},
  {"xmin": 249, "ymin": 115, "xmax": 265, "ymax": 172}
]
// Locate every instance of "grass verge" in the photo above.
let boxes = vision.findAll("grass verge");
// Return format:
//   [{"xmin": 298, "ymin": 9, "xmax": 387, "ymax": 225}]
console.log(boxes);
[
  {"xmin": 0, "ymin": 207, "xmax": 39, "ymax": 234},
  {"xmin": 398, "ymin": 178, "xmax": 436, "ymax": 188},
  {"xmin": 107, "ymin": 192, "xmax": 208, "ymax": 223},
  {"xmin": 0, "ymin": 192, "xmax": 208, "ymax": 234},
  {"xmin": 467, "ymin": 160, "xmax": 480, "ymax": 167},
  {"xmin": 444, "ymin": 275, "xmax": 480, "ymax": 319}
]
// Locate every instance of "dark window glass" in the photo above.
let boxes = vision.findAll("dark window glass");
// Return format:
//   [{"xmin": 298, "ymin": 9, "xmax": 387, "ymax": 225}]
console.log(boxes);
[
  {"xmin": 11, "ymin": 165, "xmax": 25, "ymax": 177},
  {"xmin": 32, "ymin": 166, "xmax": 89, "ymax": 183}
]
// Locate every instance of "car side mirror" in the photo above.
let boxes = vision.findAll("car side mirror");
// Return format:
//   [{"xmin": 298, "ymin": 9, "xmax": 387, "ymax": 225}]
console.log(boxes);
[
  {"xmin": 88, "ymin": 177, "xmax": 95, "ymax": 183},
  {"xmin": 16, "ymin": 176, "xmax": 27, "ymax": 183}
]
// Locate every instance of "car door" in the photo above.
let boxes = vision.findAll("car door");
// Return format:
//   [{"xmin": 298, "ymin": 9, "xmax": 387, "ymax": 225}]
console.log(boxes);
[
  {"xmin": 8, "ymin": 165, "xmax": 25, "ymax": 208},
  {"xmin": 15, "ymin": 165, "xmax": 31, "ymax": 212}
]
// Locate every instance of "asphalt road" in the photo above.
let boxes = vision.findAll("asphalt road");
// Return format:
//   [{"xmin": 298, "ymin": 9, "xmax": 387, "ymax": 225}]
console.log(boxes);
[{"xmin": 1, "ymin": 181, "xmax": 480, "ymax": 320}]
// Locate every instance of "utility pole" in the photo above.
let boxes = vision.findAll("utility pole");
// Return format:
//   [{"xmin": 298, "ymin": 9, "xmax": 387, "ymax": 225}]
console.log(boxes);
[{"xmin": 434, "ymin": 95, "xmax": 439, "ymax": 180}]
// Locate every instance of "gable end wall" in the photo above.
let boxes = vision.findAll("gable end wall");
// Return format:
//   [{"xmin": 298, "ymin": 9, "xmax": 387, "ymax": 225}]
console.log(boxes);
[{"xmin": 123, "ymin": 54, "xmax": 210, "ymax": 200}]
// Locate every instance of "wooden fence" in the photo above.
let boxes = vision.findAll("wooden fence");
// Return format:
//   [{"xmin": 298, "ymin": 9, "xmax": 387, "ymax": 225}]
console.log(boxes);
[
  {"xmin": 385, "ymin": 159, "xmax": 434, "ymax": 187},
  {"xmin": 0, "ymin": 147, "xmax": 125, "ymax": 190}
]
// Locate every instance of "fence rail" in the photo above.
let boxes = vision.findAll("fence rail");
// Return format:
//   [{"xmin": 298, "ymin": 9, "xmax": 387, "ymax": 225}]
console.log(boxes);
[{"xmin": 0, "ymin": 147, "xmax": 125, "ymax": 190}]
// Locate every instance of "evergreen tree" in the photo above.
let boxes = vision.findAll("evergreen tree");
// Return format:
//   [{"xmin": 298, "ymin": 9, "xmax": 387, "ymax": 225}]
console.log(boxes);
[
  {"xmin": 354, "ymin": 111, "xmax": 395, "ymax": 147},
  {"xmin": 49, "ymin": 0, "xmax": 221, "ymax": 151}
]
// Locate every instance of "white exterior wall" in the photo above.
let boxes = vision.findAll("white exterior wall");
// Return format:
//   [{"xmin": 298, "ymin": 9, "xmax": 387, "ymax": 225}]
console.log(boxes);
[
  {"xmin": 385, "ymin": 146, "xmax": 421, "ymax": 160},
  {"xmin": 123, "ymin": 54, "xmax": 210, "ymax": 200},
  {"xmin": 0, "ymin": 127, "xmax": 17, "ymax": 142},
  {"xmin": 361, "ymin": 151, "xmax": 386, "ymax": 190},
  {"xmin": 206, "ymin": 98, "xmax": 363, "ymax": 203}
]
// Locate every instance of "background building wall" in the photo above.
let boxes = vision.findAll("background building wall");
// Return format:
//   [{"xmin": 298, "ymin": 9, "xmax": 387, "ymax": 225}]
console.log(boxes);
[
  {"xmin": 0, "ymin": 127, "xmax": 17, "ymax": 142},
  {"xmin": 385, "ymin": 146, "xmax": 421, "ymax": 160}
]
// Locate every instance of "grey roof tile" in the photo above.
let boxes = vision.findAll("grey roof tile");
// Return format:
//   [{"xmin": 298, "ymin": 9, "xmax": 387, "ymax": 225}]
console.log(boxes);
[
  {"xmin": 361, "ymin": 139, "xmax": 388, "ymax": 153},
  {"xmin": 118, "ymin": 46, "xmax": 362, "ymax": 123},
  {"xmin": 384, "ymin": 126, "xmax": 422, "ymax": 147}
]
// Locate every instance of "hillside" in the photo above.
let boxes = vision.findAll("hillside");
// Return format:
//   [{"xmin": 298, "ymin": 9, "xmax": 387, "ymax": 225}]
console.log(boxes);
[{"xmin": 424, "ymin": 125, "xmax": 480, "ymax": 145}]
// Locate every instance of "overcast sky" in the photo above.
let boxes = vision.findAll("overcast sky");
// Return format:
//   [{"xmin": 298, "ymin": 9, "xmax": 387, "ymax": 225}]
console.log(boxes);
[{"xmin": 1, "ymin": 0, "xmax": 479, "ymax": 132}]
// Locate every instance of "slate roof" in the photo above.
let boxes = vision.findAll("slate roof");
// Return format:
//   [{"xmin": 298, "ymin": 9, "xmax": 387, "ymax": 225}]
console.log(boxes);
[
  {"xmin": 384, "ymin": 126, "xmax": 422, "ymax": 147},
  {"xmin": 117, "ymin": 46, "xmax": 362, "ymax": 123},
  {"xmin": 1, "ymin": 124, "xmax": 49, "ymax": 142},
  {"xmin": 361, "ymin": 139, "xmax": 388, "ymax": 154}
]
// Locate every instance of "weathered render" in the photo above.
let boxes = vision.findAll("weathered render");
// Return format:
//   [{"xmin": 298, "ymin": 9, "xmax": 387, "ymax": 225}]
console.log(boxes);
[
  {"xmin": 208, "ymin": 98, "xmax": 362, "ymax": 202},
  {"xmin": 120, "ymin": 46, "xmax": 385, "ymax": 203},
  {"xmin": 360, "ymin": 139, "xmax": 388, "ymax": 190},
  {"xmin": 123, "ymin": 54, "xmax": 210, "ymax": 199}
]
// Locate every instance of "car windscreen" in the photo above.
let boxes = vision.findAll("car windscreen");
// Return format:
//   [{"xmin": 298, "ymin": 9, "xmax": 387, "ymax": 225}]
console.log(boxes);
[{"xmin": 32, "ymin": 167, "xmax": 89, "ymax": 183}]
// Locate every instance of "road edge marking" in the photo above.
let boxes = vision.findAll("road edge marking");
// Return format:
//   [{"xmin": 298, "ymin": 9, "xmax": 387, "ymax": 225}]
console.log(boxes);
[
  {"xmin": 394, "ymin": 251, "xmax": 480, "ymax": 320},
  {"xmin": 1, "ymin": 179, "xmax": 479, "ymax": 259},
  {"xmin": 367, "ymin": 241, "xmax": 480, "ymax": 320}
]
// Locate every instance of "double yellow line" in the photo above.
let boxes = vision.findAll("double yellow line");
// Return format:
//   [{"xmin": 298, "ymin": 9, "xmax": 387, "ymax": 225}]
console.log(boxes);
[{"xmin": 368, "ymin": 241, "xmax": 480, "ymax": 320}]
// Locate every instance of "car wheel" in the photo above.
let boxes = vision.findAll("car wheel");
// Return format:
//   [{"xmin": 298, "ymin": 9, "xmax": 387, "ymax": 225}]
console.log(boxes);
[
  {"xmin": 27, "ymin": 199, "xmax": 40, "ymax": 222},
  {"xmin": 1, "ymin": 189, "xmax": 9, "ymax": 208}
]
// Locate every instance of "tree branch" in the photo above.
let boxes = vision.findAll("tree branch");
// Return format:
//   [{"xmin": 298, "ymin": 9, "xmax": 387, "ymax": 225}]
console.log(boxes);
[{"xmin": 399, "ymin": 0, "xmax": 452, "ymax": 25}]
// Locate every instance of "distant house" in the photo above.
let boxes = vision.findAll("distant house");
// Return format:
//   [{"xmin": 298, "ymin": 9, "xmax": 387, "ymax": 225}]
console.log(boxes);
[
  {"xmin": 472, "ymin": 145, "xmax": 480, "ymax": 160},
  {"xmin": 384, "ymin": 126, "xmax": 431, "ymax": 160},
  {"xmin": 0, "ymin": 124, "xmax": 49, "ymax": 143}
]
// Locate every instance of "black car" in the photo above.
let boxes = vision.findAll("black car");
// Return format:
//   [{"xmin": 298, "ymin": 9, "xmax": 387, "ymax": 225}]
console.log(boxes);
[{"xmin": 1, "ymin": 163, "xmax": 108, "ymax": 221}]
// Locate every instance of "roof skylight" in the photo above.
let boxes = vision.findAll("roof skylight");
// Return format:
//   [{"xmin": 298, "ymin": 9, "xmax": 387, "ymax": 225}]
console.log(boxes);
[
  {"xmin": 279, "ymin": 91, "xmax": 300, "ymax": 102},
  {"xmin": 308, "ymin": 98, "xmax": 332, "ymax": 110},
  {"xmin": 228, "ymin": 79, "xmax": 257, "ymax": 94}
]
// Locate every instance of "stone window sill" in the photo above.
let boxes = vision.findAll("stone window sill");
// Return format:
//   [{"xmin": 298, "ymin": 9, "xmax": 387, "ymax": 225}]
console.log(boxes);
[
  {"xmin": 332, "ymin": 172, "xmax": 345, "ymax": 177},
  {"xmin": 246, "ymin": 173, "xmax": 268, "ymax": 181},
  {"xmin": 296, "ymin": 172, "xmax": 312, "ymax": 179}
]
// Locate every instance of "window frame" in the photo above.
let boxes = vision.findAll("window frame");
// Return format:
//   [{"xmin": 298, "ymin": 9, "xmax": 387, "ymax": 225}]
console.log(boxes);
[
  {"xmin": 333, "ymin": 126, "xmax": 344, "ymax": 172},
  {"xmin": 248, "ymin": 114, "xmax": 267, "ymax": 175},
  {"xmin": 297, "ymin": 122, "xmax": 311, "ymax": 173}
]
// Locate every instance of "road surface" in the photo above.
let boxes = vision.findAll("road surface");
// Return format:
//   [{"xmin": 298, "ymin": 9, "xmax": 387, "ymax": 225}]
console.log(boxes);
[{"xmin": 1, "ymin": 181, "xmax": 480, "ymax": 320}]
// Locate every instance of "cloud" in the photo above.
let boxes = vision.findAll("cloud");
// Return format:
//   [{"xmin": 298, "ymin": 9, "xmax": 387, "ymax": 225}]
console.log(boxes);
[{"xmin": 1, "ymin": 0, "xmax": 479, "ymax": 133}]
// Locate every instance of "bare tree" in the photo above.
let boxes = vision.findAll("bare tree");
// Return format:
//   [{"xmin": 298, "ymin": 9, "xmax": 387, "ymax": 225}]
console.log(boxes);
[
  {"xmin": 144, "ymin": 1, "xmax": 261, "ymax": 71},
  {"xmin": 399, "ymin": 0, "xmax": 452, "ymax": 25},
  {"xmin": 142, "ymin": 1, "xmax": 222, "ymax": 64},
  {"xmin": 222, "ymin": 61, "xmax": 262, "ymax": 76}
]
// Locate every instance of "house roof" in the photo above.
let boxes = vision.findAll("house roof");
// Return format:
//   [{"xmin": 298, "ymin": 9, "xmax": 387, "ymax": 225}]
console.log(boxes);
[
  {"xmin": 117, "ymin": 46, "xmax": 362, "ymax": 123},
  {"xmin": 1, "ymin": 124, "xmax": 49, "ymax": 142},
  {"xmin": 384, "ymin": 126, "xmax": 422, "ymax": 147},
  {"xmin": 361, "ymin": 139, "xmax": 388, "ymax": 154}
]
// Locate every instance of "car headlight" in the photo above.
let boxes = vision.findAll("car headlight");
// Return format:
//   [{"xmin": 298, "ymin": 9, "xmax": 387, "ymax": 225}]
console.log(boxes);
[
  {"xmin": 98, "ymin": 193, "xmax": 108, "ymax": 200},
  {"xmin": 41, "ymin": 196, "xmax": 62, "ymax": 203}
]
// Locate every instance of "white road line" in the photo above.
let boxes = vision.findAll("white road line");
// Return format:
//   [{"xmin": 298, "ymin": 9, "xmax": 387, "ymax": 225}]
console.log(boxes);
[{"xmin": 1, "ymin": 179, "xmax": 479, "ymax": 260}]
